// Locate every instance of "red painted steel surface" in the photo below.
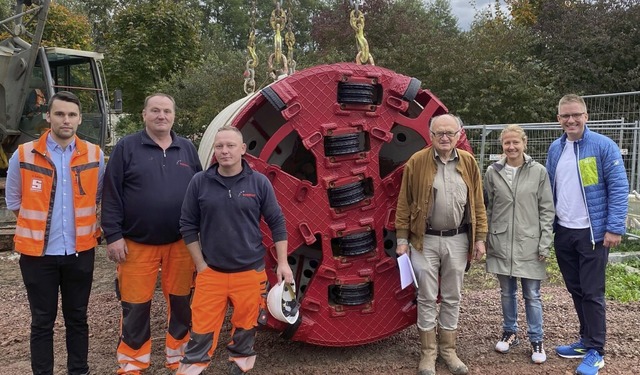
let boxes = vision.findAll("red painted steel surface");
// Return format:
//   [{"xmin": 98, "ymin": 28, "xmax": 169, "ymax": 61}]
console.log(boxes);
[{"xmin": 218, "ymin": 62, "xmax": 472, "ymax": 346}]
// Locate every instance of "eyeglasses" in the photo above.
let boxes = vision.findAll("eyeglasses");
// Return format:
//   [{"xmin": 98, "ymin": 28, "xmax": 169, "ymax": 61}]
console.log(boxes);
[
  {"xmin": 430, "ymin": 130, "xmax": 461, "ymax": 138},
  {"xmin": 558, "ymin": 112, "xmax": 585, "ymax": 120}
]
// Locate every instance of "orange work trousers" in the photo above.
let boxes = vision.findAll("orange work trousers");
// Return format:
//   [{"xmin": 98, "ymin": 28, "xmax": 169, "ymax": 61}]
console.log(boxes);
[
  {"xmin": 176, "ymin": 267, "xmax": 268, "ymax": 375},
  {"xmin": 116, "ymin": 239, "xmax": 195, "ymax": 374}
]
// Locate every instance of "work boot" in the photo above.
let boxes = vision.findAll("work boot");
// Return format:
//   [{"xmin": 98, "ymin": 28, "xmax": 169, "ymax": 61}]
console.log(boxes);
[
  {"xmin": 418, "ymin": 329, "xmax": 437, "ymax": 375},
  {"xmin": 438, "ymin": 328, "xmax": 468, "ymax": 375},
  {"xmin": 229, "ymin": 361, "xmax": 246, "ymax": 374}
]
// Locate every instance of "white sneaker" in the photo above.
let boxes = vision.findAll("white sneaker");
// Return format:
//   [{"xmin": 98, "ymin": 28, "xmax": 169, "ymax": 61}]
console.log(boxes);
[
  {"xmin": 495, "ymin": 331, "xmax": 520, "ymax": 353},
  {"xmin": 531, "ymin": 341, "xmax": 547, "ymax": 364}
]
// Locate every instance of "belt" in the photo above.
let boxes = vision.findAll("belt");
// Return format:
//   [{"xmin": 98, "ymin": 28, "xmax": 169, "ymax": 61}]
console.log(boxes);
[{"xmin": 425, "ymin": 224, "xmax": 469, "ymax": 237}]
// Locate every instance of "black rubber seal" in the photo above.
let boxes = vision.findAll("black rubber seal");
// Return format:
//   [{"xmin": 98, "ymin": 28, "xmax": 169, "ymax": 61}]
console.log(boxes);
[
  {"xmin": 261, "ymin": 86, "xmax": 287, "ymax": 111},
  {"xmin": 402, "ymin": 77, "xmax": 421, "ymax": 102}
]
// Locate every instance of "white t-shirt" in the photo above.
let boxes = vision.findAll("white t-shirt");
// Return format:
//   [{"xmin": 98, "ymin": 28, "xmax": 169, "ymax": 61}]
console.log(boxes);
[{"xmin": 555, "ymin": 141, "xmax": 590, "ymax": 229}]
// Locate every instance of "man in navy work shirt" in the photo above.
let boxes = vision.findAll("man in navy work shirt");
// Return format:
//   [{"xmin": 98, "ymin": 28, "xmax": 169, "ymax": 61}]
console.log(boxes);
[
  {"xmin": 101, "ymin": 93, "xmax": 202, "ymax": 374},
  {"xmin": 177, "ymin": 125, "xmax": 293, "ymax": 375}
]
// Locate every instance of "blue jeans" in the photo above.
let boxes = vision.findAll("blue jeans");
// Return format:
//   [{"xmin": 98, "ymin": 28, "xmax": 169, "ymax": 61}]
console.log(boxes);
[{"xmin": 497, "ymin": 274, "xmax": 543, "ymax": 342}]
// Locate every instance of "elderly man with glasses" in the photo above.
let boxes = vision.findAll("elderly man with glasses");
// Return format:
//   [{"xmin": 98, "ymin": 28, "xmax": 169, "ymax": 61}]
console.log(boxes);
[{"xmin": 395, "ymin": 113, "xmax": 487, "ymax": 375}]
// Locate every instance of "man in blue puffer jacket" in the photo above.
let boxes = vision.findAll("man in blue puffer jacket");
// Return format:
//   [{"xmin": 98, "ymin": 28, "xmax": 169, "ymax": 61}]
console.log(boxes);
[{"xmin": 546, "ymin": 94, "xmax": 628, "ymax": 375}]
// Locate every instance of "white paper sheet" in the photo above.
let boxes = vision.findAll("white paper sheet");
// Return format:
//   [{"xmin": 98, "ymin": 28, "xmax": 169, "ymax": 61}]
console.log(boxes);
[{"xmin": 397, "ymin": 253, "xmax": 418, "ymax": 290}]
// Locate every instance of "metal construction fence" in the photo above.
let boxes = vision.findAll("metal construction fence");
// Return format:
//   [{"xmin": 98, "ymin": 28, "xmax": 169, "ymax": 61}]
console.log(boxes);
[
  {"xmin": 464, "ymin": 119, "xmax": 640, "ymax": 192},
  {"xmin": 465, "ymin": 119, "xmax": 640, "ymax": 233},
  {"xmin": 466, "ymin": 91, "xmax": 640, "ymax": 192},
  {"xmin": 583, "ymin": 91, "xmax": 640, "ymax": 123}
]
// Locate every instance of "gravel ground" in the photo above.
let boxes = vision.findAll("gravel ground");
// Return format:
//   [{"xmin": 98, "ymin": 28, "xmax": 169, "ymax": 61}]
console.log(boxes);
[{"xmin": 1, "ymin": 249, "xmax": 638, "ymax": 374}]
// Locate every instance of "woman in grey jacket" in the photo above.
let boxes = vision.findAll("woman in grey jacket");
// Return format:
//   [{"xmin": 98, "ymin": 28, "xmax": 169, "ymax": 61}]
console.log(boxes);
[{"xmin": 484, "ymin": 125, "xmax": 555, "ymax": 364}]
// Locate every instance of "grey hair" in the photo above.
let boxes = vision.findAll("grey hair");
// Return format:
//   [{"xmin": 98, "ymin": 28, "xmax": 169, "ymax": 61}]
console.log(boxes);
[{"xmin": 430, "ymin": 114, "xmax": 463, "ymax": 129}]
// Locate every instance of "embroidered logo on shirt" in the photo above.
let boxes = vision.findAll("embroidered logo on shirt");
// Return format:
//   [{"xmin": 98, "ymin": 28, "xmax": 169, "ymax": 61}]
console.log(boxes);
[
  {"xmin": 238, "ymin": 190, "xmax": 256, "ymax": 198},
  {"xmin": 176, "ymin": 159, "xmax": 190, "ymax": 168},
  {"xmin": 30, "ymin": 178, "xmax": 43, "ymax": 192}
]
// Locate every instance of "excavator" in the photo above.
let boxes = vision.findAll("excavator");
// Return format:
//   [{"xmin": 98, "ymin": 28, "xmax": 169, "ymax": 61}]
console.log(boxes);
[{"xmin": 0, "ymin": 0, "xmax": 120, "ymax": 249}]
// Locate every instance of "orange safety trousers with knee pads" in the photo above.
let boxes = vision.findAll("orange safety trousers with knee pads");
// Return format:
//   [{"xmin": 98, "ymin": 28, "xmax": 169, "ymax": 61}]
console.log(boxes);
[
  {"xmin": 176, "ymin": 268, "xmax": 268, "ymax": 375},
  {"xmin": 116, "ymin": 239, "xmax": 195, "ymax": 374}
]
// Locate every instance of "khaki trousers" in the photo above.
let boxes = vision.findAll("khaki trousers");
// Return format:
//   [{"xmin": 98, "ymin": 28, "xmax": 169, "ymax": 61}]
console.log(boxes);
[{"xmin": 411, "ymin": 233, "xmax": 468, "ymax": 331}]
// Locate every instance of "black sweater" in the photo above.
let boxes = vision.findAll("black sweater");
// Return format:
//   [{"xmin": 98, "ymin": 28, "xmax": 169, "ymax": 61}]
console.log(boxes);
[
  {"xmin": 180, "ymin": 160, "xmax": 287, "ymax": 272},
  {"xmin": 101, "ymin": 130, "xmax": 202, "ymax": 245}
]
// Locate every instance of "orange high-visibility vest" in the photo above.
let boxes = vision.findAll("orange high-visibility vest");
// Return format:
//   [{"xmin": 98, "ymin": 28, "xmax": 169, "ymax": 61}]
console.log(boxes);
[{"xmin": 14, "ymin": 130, "xmax": 102, "ymax": 256}]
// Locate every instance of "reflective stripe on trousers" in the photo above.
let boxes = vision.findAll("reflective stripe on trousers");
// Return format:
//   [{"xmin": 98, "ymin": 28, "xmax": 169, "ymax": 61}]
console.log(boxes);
[
  {"xmin": 177, "ymin": 267, "xmax": 267, "ymax": 375},
  {"xmin": 116, "ymin": 239, "xmax": 195, "ymax": 374}
]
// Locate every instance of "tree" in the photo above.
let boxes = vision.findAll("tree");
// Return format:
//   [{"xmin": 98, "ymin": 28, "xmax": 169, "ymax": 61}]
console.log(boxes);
[
  {"xmin": 41, "ymin": 2, "xmax": 92, "ymax": 50},
  {"xmin": 155, "ymin": 40, "xmax": 245, "ymax": 144},
  {"xmin": 57, "ymin": 0, "xmax": 121, "ymax": 48},
  {"xmin": 0, "ymin": 1, "xmax": 92, "ymax": 50},
  {"xmin": 505, "ymin": 0, "xmax": 546, "ymax": 27},
  {"xmin": 427, "ymin": 6, "xmax": 558, "ymax": 125},
  {"xmin": 534, "ymin": 0, "xmax": 640, "ymax": 94},
  {"xmin": 104, "ymin": 0, "xmax": 202, "ymax": 116},
  {"xmin": 0, "ymin": 0, "xmax": 11, "ymax": 21}
]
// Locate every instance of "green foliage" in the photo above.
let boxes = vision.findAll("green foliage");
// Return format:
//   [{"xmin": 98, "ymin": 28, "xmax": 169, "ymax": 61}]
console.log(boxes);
[
  {"xmin": 197, "ymin": 0, "xmax": 321, "ymax": 53},
  {"xmin": 0, "ymin": 0, "xmax": 11, "ymax": 21},
  {"xmin": 544, "ymin": 249, "xmax": 565, "ymax": 286},
  {"xmin": 432, "ymin": 10, "xmax": 557, "ymax": 124},
  {"xmin": 155, "ymin": 37, "xmax": 245, "ymax": 145},
  {"xmin": 114, "ymin": 113, "xmax": 143, "ymax": 139},
  {"xmin": 605, "ymin": 263, "xmax": 640, "ymax": 302},
  {"xmin": 624, "ymin": 258, "xmax": 640, "ymax": 269},
  {"xmin": 547, "ymin": 247, "xmax": 640, "ymax": 302},
  {"xmin": 615, "ymin": 236, "xmax": 640, "ymax": 253},
  {"xmin": 534, "ymin": 0, "xmax": 640, "ymax": 94},
  {"xmin": 0, "ymin": 2, "xmax": 93, "ymax": 50},
  {"xmin": 463, "ymin": 247, "xmax": 640, "ymax": 303},
  {"xmin": 41, "ymin": 3, "xmax": 92, "ymax": 50},
  {"xmin": 105, "ymin": 0, "xmax": 202, "ymax": 114},
  {"xmin": 57, "ymin": 0, "xmax": 120, "ymax": 48},
  {"xmin": 50, "ymin": 0, "xmax": 640, "ymax": 141}
]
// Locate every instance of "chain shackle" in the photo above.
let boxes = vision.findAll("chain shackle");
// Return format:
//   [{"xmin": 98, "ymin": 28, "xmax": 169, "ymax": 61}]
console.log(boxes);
[
  {"xmin": 350, "ymin": 9, "xmax": 372, "ymax": 65},
  {"xmin": 268, "ymin": 53, "xmax": 289, "ymax": 81},
  {"xmin": 247, "ymin": 30, "xmax": 258, "ymax": 69},
  {"xmin": 285, "ymin": 28, "xmax": 296, "ymax": 74},
  {"xmin": 243, "ymin": 0, "xmax": 259, "ymax": 92},
  {"xmin": 270, "ymin": 7, "xmax": 287, "ymax": 66},
  {"xmin": 244, "ymin": 60, "xmax": 256, "ymax": 95}
]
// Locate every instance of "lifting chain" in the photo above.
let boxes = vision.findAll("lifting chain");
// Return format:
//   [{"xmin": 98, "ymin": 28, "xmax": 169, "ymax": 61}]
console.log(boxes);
[
  {"xmin": 268, "ymin": 0, "xmax": 288, "ymax": 80},
  {"xmin": 244, "ymin": 0, "xmax": 259, "ymax": 95},
  {"xmin": 284, "ymin": 0, "xmax": 297, "ymax": 75},
  {"xmin": 349, "ymin": 0, "xmax": 374, "ymax": 65}
]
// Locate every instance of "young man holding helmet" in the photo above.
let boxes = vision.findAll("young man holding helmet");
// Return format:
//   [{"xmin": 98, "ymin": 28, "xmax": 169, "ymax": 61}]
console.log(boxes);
[{"xmin": 178, "ymin": 125, "xmax": 293, "ymax": 375}]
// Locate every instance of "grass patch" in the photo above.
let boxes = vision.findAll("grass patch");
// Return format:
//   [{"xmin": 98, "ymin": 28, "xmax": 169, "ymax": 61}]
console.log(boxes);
[
  {"xmin": 463, "ymin": 248, "xmax": 640, "ymax": 302},
  {"xmin": 605, "ymin": 263, "xmax": 640, "ymax": 302},
  {"xmin": 550, "ymin": 247, "xmax": 640, "ymax": 302},
  {"xmin": 615, "ymin": 235, "xmax": 640, "ymax": 253},
  {"xmin": 463, "ymin": 260, "xmax": 497, "ymax": 291},
  {"xmin": 623, "ymin": 258, "xmax": 640, "ymax": 269},
  {"xmin": 545, "ymin": 249, "xmax": 564, "ymax": 286}
]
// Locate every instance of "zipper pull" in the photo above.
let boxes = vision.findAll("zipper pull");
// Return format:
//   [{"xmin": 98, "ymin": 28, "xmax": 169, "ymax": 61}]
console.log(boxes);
[{"xmin": 229, "ymin": 189, "xmax": 232, "ymax": 198}]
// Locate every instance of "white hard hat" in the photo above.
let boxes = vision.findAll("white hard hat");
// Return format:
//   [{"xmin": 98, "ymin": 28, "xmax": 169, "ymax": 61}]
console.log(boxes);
[{"xmin": 267, "ymin": 281, "xmax": 300, "ymax": 324}]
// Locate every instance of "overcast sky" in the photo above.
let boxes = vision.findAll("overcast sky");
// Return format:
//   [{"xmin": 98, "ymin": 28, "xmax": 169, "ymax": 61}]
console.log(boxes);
[{"xmin": 449, "ymin": 0, "xmax": 510, "ymax": 30}]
